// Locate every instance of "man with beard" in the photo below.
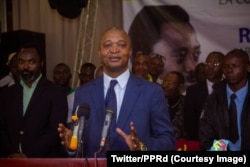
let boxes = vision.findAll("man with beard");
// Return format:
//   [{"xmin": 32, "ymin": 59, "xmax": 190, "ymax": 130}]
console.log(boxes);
[{"xmin": 0, "ymin": 43, "xmax": 68, "ymax": 158}]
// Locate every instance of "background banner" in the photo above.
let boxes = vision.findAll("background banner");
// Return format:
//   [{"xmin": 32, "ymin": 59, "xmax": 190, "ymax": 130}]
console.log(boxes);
[{"xmin": 123, "ymin": 0, "xmax": 250, "ymax": 84}]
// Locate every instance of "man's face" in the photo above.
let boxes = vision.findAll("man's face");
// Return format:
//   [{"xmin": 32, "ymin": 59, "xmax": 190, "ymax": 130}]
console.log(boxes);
[
  {"xmin": 79, "ymin": 67, "xmax": 95, "ymax": 85},
  {"xmin": 98, "ymin": 28, "xmax": 132, "ymax": 77},
  {"xmin": 149, "ymin": 56, "xmax": 164, "ymax": 77},
  {"xmin": 204, "ymin": 54, "xmax": 223, "ymax": 82},
  {"xmin": 162, "ymin": 73, "xmax": 182, "ymax": 98},
  {"xmin": 223, "ymin": 55, "xmax": 249, "ymax": 91},
  {"xmin": 195, "ymin": 63, "xmax": 206, "ymax": 82},
  {"xmin": 133, "ymin": 54, "xmax": 150, "ymax": 79},
  {"xmin": 53, "ymin": 65, "xmax": 71, "ymax": 87},
  {"xmin": 153, "ymin": 22, "xmax": 200, "ymax": 87},
  {"xmin": 18, "ymin": 48, "xmax": 43, "ymax": 84}
]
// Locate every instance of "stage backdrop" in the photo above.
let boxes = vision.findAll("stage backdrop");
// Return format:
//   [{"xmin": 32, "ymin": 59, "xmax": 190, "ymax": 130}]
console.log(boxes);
[{"xmin": 123, "ymin": 0, "xmax": 250, "ymax": 63}]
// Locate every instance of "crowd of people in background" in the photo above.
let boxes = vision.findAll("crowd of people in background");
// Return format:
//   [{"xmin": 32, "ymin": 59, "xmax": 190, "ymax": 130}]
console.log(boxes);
[{"xmin": 0, "ymin": 26, "xmax": 250, "ymax": 158}]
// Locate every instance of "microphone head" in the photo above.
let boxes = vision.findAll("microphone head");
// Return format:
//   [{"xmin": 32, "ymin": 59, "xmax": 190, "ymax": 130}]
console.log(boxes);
[{"xmin": 77, "ymin": 103, "xmax": 90, "ymax": 119}]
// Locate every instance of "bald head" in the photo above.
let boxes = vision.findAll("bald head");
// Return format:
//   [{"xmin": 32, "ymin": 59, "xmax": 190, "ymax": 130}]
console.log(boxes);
[{"xmin": 99, "ymin": 27, "xmax": 131, "ymax": 49}]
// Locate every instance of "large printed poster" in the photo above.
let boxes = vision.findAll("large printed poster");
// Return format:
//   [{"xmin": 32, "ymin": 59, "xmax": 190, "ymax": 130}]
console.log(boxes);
[{"xmin": 123, "ymin": 0, "xmax": 250, "ymax": 86}]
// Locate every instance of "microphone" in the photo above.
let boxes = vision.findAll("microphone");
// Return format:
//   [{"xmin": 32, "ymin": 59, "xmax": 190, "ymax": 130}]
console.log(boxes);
[
  {"xmin": 69, "ymin": 104, "xmax": 90, "ymax": 151},
  {"xmin": 100, "ymin": 108, "xmax": 114, "ymax": 147},
  {"xmin": 69, "ymin": 110, "xmax": 79, "ymax": 150}
]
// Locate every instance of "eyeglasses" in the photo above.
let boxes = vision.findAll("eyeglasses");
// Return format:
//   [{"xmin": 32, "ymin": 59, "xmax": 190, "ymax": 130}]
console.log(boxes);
[{"xmin": 204, "ymin": 62, "xmax": 221, "ymax": 67}]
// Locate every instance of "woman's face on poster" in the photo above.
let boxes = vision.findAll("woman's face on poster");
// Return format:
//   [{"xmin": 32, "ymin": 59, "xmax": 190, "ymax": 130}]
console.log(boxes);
[{"xmin": 153, "ymin": 22, "xmax": 201, "ymax": 86}]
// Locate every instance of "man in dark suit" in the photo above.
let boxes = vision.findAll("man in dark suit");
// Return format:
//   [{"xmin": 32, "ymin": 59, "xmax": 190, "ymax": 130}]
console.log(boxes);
[
  {"xmin": 58, "ymin": 27, "xmax": 175, "ymax": 157},
  {"xmin": 0, "ymin": 43, "xmax": 68, "ymax": 158},
  {"xmin": 200, "ymin": 49, "xmax": 250, "ymax": 150},
  {"xmin": 184, "ymin": 51, "xmax": 224, "ymax": 140}
]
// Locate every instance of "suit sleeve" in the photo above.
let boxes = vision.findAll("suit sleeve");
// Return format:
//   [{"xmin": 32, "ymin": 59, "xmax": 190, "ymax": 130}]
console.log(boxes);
[{"xmin": 148, "ymin": 85, "xmax": 176, "ymax": 150}]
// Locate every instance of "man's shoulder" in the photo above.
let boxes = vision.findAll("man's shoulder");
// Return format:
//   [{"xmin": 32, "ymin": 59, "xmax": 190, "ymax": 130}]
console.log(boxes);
[{"xmin": 129, "ymin": 75, "xmax": 163, "ymax": 93}]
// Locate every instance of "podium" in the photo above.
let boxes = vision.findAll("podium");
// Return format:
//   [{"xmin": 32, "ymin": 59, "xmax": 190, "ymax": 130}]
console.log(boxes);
[{"xmin": 0, "ymin": 158, "xmax": 106, "ymax": 167}]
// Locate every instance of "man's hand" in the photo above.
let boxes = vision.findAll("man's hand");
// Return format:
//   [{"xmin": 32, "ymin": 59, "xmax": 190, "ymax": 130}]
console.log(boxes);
[
  {"xmin": 57, "ymin": 123, "xmax": 73, "ymax": 150},
  {"xmin": 116, "ymin": 122, "xmax": 143, "ymax": 151}
]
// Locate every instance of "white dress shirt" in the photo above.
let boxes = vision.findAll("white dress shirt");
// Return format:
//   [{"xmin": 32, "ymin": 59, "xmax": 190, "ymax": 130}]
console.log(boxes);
[{"xmin": 103, "ymin": 69, "xmax": 130, "ymax": 120}]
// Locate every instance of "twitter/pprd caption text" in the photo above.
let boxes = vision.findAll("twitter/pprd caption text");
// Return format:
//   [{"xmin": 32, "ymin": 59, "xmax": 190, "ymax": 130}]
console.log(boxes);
[{"xmin": 107, "ymin": 151, "xmax": 248, "ymax": 166}]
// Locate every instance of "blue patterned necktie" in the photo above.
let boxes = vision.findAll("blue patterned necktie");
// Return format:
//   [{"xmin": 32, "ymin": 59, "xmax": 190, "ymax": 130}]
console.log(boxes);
[
  {"xmin": 105, "ymin": 80, "xmax": 118, "ymax": 148},
  {"xmin": 105, "ymin": 80, "xmax": 118, "ymax": 110}
]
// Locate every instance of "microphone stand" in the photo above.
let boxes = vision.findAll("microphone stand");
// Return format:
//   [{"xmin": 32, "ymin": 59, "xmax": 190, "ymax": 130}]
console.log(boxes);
[
  {"xmin": 76, "ymin": 139, "xmax": 90, "ymax": 167},
  {"xmin": 94, "ymin": 147, "xmax": 103, "ymax": 167},
  {"xmin": 76, "ymin": 139, "xmax": 84, "ymax": 158}
]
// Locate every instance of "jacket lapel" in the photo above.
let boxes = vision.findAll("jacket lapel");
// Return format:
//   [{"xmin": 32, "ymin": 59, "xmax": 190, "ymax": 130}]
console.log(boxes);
[
  {"xmin": 24, "ymin": 77, "xmax": 46, "ymax": 117},
  {"xmin": 91, "ymin": 77, "xmax": 106, "ymax": 124},
  {"xmin": 117, "ymin": 74, "xmax": 141, "ymax": 129}
]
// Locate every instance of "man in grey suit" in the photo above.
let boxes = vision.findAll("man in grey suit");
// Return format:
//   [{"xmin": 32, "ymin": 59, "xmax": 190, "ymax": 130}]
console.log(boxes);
[{"xmin": 58, "ymin": 27, "xmax": 175, "ymax": 157}]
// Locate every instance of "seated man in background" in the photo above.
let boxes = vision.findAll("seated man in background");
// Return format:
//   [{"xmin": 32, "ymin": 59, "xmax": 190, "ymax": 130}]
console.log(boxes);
[{"xmin": 200, "ymin": 49, "xmax": 250, "ymax": 151}]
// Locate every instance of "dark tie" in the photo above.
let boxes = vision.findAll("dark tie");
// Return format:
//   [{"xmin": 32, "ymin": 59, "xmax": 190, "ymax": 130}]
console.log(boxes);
[
  {"xmin": 105, "ymin": 80, "xmax": 118, "ymax": 148},
  {"xmin": 229, "ymin": 93, "xmax": 239, "ymax": 143}
]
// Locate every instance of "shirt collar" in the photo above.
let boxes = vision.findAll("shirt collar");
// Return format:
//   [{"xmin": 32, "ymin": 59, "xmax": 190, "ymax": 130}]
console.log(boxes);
[
  {"xmin": 226, "ymin": 80, "xmax": 248, "ymax": 102},
  {"xmin": 206, "ymin": 79, "xmax": 214, "ymax": 87},
  {"xmin": 103, "ymin": 69, "xmax": 130, "ymax": 89}
]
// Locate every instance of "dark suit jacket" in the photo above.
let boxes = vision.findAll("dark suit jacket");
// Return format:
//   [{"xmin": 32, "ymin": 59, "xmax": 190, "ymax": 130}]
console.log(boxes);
[
  {"xmin": 184, "ymin": 81, "xmax": 209, "ymax": 140},
  {"xmin": 73, "ymin": 73, "xmax": 175, "ymax": 157},
  {"xmin": 0, "ymin": 76, "xmax": 68, "ymax": 157}
]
